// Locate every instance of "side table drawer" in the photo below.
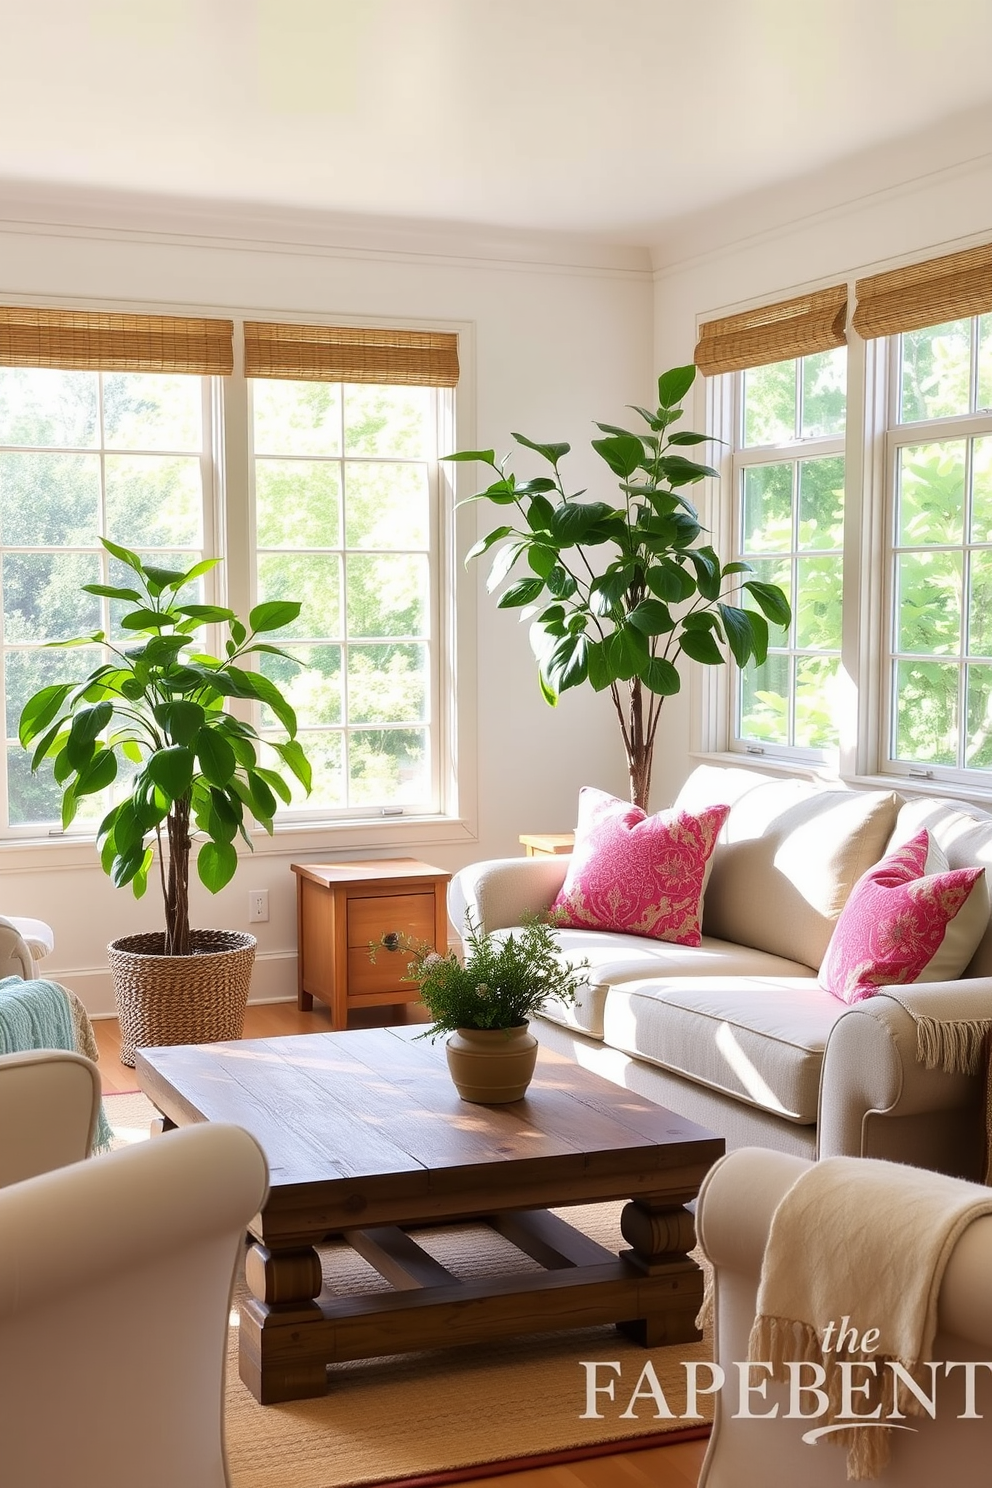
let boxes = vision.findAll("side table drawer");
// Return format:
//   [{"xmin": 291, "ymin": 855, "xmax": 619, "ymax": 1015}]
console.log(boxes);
[
  {"xmin": 292, "ymin": 859, "xmax": 450, "ymax": 1028},
  {"xmin": 348, "ymin": 892, "xmax": 435, "ymax": 996}
]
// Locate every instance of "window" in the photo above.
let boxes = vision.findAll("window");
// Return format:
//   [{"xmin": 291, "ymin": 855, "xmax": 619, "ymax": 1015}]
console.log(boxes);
[
  {"xmin": 0, "ymin": 307, "xmax": 463, "ymax": 840},
  {"xmin": 695, "ymin": 284, "xmax": 849, "ymax": 766},
  {"xmin": 249, "ymin": 377, "xmax": 446, "ymax": 816},
  {"xmin": 885, "ymin": 314, "xmax": 992, "ymax": 777},
  {"xmin": 735, "ymin": 349, "xmax": 846, "ymax": 755},
  {"xmin": 243, "ymin": 320, "xmax": 459, "ymax": 822},
  {"xmin": 698, "ymin": 243, "xmax": 992, "ymax": 791},
  {"xmin": 0, "ymin": 308, "xmax": 228, "ymax": 836},
  {"xmin": 0, "ymin": 367, "xmax": 211, "ymax": 830}
]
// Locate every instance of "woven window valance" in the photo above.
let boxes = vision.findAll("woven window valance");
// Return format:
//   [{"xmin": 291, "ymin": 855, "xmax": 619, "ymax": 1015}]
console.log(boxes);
[
  {"xmin": 0, "ymin": 307, "xmax": 234, "ymax": 375},
  {"xmin": 852, "ymin": 243, "xmax": 992, "ymax": 340},
  {"xmin": 694, "ymin": 285, "xmax": 848, "ymax": 376},
  {"xmin": 244, "ymin": 322, "xmax": 459, "ymax": 387}
]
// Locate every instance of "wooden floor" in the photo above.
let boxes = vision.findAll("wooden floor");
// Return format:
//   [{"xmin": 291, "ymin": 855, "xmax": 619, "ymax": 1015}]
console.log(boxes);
[{"xmin": 92, "ymin": 1000, "xmax": 708, "ymax": 1488}]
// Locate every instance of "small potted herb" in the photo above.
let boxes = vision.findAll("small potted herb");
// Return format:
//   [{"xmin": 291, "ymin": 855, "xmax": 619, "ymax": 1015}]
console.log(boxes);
[{"xmin": 374, "ymin": 915, "xmax": 588, "ymax": 1102}]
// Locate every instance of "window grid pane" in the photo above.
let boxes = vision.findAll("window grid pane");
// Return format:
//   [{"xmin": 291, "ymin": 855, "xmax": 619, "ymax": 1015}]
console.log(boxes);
[
  {"xmin": 888, "ymin": 317, "xmax": 992, "ymax": 774},
  {"xmin": 899, "ymin": 320, "xmax": 972, "ymax": 424},
  {"xmin": 0, "ymin": 369, "xmax": 208, "ymax": 831},
  {"xmin": 252, "ymin": 379, "xmax": 439, "ymax": 816},
  {"xmin": 741, "ymin": 360, "xmax": 798, "ymax": 447},
  {"xmin": 890, "ymin": 426, "xmax": 992, "ymax": 773},
  {"xmin": 734, "ymin": 351, "xmax": 846, "ymax": 756}
]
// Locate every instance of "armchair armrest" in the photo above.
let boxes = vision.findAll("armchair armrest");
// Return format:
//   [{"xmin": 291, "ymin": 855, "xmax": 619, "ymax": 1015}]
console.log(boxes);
[
  {"xmin": 0, "ymin": 918, "xmax": 37, "ymax": 980},
  {"xmin": 818, "ymin": 979, "xmax": 992, "ymax": 1177},
  {"xmin": 448, "ymin": 857, "xmax": 570, "ymax": 939}
]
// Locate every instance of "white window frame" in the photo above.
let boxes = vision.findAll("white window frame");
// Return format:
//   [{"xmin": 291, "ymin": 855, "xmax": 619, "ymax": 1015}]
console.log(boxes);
[
  {"xmin": 694, "ymin": 270, "xmax": 992, "ymax": 808},
  {"xmin": 245, "ymin": 376, "xmax": 449, "ymax": 824},
  {"xmin": 0, "ymin": 369, "xmax": 220, "ymax": 841},
  {"xmin": 728, "ymin": 357, "xmax": 847, "ymax": 768},
  {"xmin": 877, "ymin": 324, "xmax": 992, "ymax": 789},
  {"xmin": 0, "ymin": 298, "xmax": 478, "ymax": 859}
]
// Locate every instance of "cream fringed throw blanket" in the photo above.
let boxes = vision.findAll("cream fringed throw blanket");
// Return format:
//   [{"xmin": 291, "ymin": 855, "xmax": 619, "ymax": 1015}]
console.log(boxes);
[{"xmin": 749, "ymin": 1157, "xmax": 992, "ymax": 1481}]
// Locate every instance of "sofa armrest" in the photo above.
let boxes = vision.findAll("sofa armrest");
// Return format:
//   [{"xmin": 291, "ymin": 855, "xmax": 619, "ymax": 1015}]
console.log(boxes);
[
  {"xmin": 448, "ymin": 857, "xmax": 570, "ymax": 939},
  {"xmin": 817, "ymin": 980, "xmax": 991, "ymax": 1169}
]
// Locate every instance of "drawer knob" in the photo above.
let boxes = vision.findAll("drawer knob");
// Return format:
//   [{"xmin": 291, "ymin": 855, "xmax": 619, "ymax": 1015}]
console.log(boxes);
[{"xmin": 382, "ymin": 931, "xmax": 400, "ymax": 952}]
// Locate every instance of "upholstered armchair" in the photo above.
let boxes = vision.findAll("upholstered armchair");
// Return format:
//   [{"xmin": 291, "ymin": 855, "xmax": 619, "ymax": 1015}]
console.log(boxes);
[
  {"xmin": 696, "ymin": 1147, "xmax": 992, "ymax": 1486},
  {"xmin": 0, "ymin": 1122, "xmax": 269, "ymax": 1488},
  {"xmin": 0, "ymin": 1048, "xmax": 102, "ymax": 1187},
  {"xmin": 0, "ymin": 914, "xmax": 54, "ymax": 980}
]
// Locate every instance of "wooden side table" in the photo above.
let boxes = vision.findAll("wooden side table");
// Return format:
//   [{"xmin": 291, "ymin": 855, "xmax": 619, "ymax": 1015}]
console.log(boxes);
[
  {"xmin": 518, "ymin": 832, "xmax": 575, "ymax": 857},
  {"xmin": 291, "ymin": 859, "xmax": 452, "ymax": 1030}
]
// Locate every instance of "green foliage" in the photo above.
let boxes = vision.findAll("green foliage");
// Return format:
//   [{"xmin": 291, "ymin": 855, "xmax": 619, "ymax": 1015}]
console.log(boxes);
[
  {"xmin": 900, "ymin": 321, "xmax": 972, "ymax": 424},
  {"xmin": 445, "ymin": 365, "xmax": 791, "ymax": 806},
  {"xmin": 18, "ymin": 539, "xmax": 312, "ymax": 954},
  {"xmin": 373, "ymin": 915, "xmax": 589, "ymax": 1038}
]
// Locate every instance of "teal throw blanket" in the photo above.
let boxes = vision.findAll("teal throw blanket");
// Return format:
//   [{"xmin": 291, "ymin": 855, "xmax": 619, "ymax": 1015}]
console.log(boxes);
[{"xmin": 0, "ymin": 977, "xmax": 113, "ymax": 1153}]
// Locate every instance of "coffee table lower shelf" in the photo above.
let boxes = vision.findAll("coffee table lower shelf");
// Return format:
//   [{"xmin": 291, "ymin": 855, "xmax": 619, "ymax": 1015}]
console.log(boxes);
[{"xmin": 240, "ymin": 1203, "xmax": 703, "ymax": 1404}]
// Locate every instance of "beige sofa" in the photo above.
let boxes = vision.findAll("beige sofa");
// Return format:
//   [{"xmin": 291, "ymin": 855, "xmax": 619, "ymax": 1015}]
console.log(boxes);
[{"xmin": 449, "ymin": 765, "xmax": 992, "ymax": 1179}]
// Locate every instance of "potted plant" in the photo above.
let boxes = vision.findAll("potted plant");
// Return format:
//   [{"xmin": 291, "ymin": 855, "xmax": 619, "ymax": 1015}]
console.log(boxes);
[
  {"xmin": 18, "ymin": 538, "xmax": 311, "ymax": 1065},
  {"xmin": 445, "ymin": 364, "xmax": 791, "ymax": 809},
  {"xmin": 374, "ymin": 915, "xmax": 588, "ymax": 1102}
]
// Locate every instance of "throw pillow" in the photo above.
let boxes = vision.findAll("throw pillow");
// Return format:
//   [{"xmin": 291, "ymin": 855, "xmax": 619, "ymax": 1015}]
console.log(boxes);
[
  {"xmin": 550, "ymin": 787, "xmax": 731, "ymax": 945},
  {"xmin": 818, "ymin": 829, "xmax": 989, "ymax": 1005}
]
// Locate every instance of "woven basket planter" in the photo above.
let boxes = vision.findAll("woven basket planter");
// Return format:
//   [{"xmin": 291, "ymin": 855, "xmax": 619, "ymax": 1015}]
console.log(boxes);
[{"xmin": 108, "ymin": 929, "xmax": 257, "ymax": 1068}]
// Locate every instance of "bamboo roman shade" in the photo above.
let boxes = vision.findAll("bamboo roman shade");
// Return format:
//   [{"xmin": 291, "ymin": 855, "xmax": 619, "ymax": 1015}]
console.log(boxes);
[
  {"xmin": 0, "ymin": 307, "xmax": 234, "ymax": 375},
  {"xmin": 243, "ymin": 322, "xmax": 459, "ymax": 387},
  {"xmin": 694, "ymin": 285, "xmax": 848, "ymax": 376},
  {"xmin": 852, "ymin": 243, "xmax": 992, "ymax": 340}
]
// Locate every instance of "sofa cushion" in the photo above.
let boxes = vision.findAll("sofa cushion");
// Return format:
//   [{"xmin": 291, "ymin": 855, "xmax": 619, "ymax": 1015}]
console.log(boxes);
[
  {"xmin": 886, "ymin": 797, "xmax": 992, "ymax": 977},
  {"xmin": 600, "ymin": 975, "xmax": 847, "ymax": 1123},
  {"xmin": 692, "ymin": 777, "xmax": 901, "ymax": 968},
  {"xmin": 819, "ymin": 829, "xmax": 988, "ymax": 1004},
  {"xmin": 538, "ymin": 931, "xmax": 816, "ymax": 1040},
  {"xmin": 550, "ymin": 788, "xmax": 730, "ymax": 945}
]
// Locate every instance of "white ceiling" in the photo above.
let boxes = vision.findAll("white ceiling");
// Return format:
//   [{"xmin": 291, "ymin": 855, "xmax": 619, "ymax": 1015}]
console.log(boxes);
[{"xmin": 2, "ymin": 0, "xmax": 992, "ymax": 244}]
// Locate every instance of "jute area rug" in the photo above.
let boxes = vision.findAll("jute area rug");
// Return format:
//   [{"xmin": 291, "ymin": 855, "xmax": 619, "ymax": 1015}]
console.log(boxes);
[{"xmin": 106, "ymin": 1092, "xmax": 713, "ymax": 1488}]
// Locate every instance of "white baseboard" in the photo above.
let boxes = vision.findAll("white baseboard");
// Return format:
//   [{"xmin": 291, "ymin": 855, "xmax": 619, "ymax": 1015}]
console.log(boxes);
[
  {"xmin": 43, "ymin": 949, "xmax": 299, "ymax": 1020},
  {"xmin": 47, "ymin": 932, "xmax": 461, "ymax": 1019}
]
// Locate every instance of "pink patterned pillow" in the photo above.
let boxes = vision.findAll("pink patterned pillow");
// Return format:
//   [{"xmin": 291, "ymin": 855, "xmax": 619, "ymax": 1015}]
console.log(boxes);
[
  {"xmin": 819, "ymin": 829, "xmax": 988, "ymax": 1005},
  {"xmin": 550, "ymin": 788, "xmax": 731, "ymax": 945}
]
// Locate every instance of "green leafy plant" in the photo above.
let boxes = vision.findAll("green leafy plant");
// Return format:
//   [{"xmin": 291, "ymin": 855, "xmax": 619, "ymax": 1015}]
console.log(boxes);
[
  {"xmin": 18, "ymin": 539, "xmax": 312, "ymax": 956},
  {"xmin": 445, "ymin": 364, "xmax": 791, "ymax": 808},
  {"xmin": 372, "ymin": 914, "xmax": 589, "ymax": 1038}
]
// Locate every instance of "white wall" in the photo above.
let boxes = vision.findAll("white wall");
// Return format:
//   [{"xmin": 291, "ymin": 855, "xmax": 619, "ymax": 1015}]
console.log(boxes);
[
  {"xmin": 648, "ymin": 108, "xmax": 992, "ymax": 808},
  {"xmin": 0, "ymin": 199, "xmax": 653, "ymax": 1012}
]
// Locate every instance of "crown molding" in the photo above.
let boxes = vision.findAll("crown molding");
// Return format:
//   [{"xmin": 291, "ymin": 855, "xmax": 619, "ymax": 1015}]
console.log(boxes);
[
  {"xmin": 0, "ymin": 181, "xmax": 652, "ymax": 281},
  {"xmin": 649, "ymin": 101, "xmax": 992, "ymax": 278}
]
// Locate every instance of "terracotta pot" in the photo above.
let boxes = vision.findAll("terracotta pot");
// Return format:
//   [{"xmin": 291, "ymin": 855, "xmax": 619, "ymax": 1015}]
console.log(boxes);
[
  {"xmin": 108, "ymin": 929, "xmax": 256, "ymax": 1067},
  {"xmin": 444, "ymin": 1022, "xmax": 539, "ymax": 1103}
]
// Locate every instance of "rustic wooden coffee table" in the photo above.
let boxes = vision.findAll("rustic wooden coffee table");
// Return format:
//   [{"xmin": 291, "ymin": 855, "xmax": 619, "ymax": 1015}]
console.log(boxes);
[{"xmin": 136, "ymin": 1026, "xmax": 723, "ymax": 1404}]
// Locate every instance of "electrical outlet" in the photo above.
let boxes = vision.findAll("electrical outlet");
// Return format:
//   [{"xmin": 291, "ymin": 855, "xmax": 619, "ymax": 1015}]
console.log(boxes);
[{"xmin": 248, "ymin": 890, "xmax": 269, "ymax": 923}]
